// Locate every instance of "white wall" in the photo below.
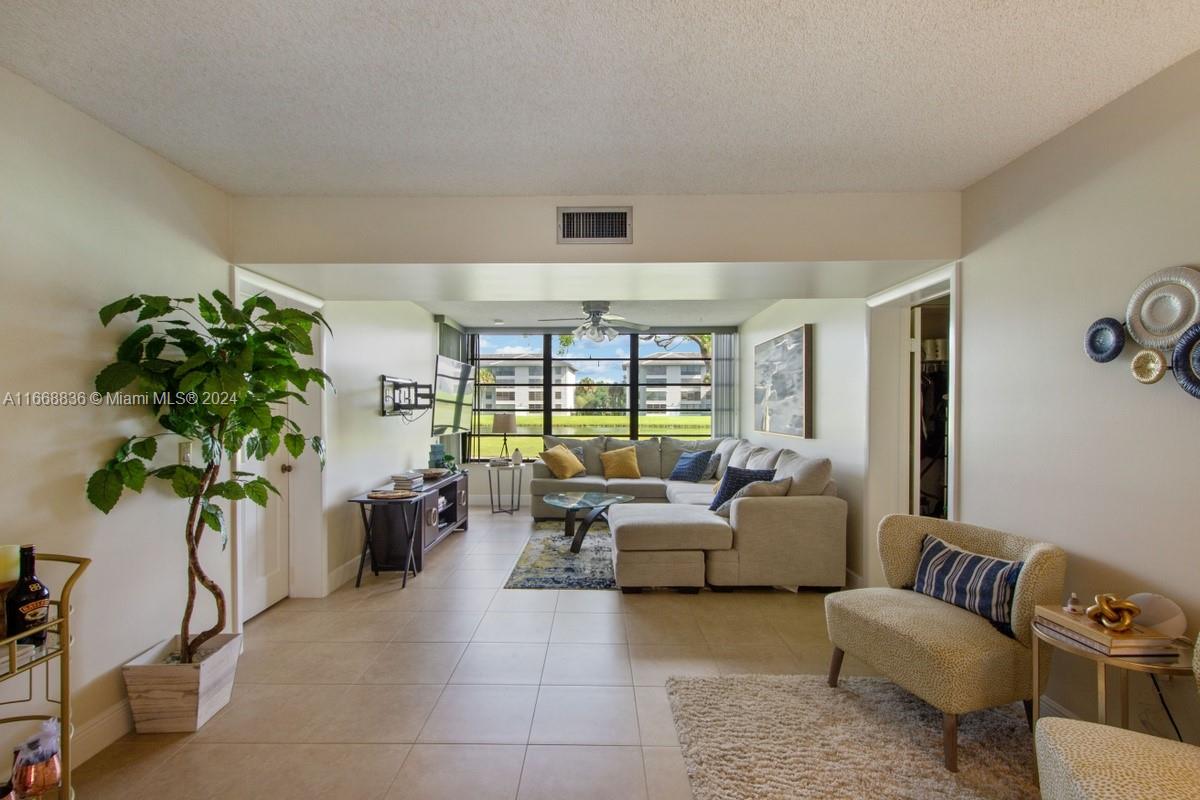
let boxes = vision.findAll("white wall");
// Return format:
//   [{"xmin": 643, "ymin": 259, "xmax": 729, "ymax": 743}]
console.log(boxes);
[
  {"xmin": 961, "ymin": 52, "xmax": 1200, "ymax": 736},
  {"xmin": 0, "ymin": 66, "xmax": 232, "ymax": 757},
  {"xmin": 232, "ymin": 192, "xmax": 961, "ymax": 264},
  {"xmin": 739, "ymin": 300, "xmax": 869, "ymax": 584},
  {"xmin": 320, "ymin": 302, "xmax": 439, "ymax": 588}
]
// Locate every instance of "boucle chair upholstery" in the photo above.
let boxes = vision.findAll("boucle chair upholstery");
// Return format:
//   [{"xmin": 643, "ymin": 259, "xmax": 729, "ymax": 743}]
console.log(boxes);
[
  {"xmin": 1036, "ymin": 637, "xmax": 1200, "ymax": 799},
  {"xmin": 825, "ymin": 514, "xmax": 1067, "ymax": 772}
]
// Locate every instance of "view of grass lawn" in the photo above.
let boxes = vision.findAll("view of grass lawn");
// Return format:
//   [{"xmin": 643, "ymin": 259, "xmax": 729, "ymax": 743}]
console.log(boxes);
[{"xmin": 472, "ymin": 412, "xmax": 712, "ymax": 458}]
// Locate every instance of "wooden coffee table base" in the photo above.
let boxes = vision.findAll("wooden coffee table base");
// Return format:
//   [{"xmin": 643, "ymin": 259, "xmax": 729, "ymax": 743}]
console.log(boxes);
[{"xmin": 564, "ymin": 506, "xmax": 610, "ymax": 553}]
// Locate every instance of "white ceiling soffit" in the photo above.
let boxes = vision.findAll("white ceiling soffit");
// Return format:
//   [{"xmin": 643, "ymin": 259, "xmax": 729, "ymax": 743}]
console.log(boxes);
[
  {"xmin": 415, "ymin": 300, "xmax": 774, "ymax": 329},
  {"xmin": 241, "ymin": 260, "xmax": 947, "ymax": 303},
  {"xmin": 2, "ymin": 2, "xmax": 1198, "ymax": 195}
]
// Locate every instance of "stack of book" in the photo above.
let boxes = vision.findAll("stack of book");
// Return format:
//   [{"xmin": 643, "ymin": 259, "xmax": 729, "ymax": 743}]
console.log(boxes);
[
  {"xmin": 391, "ymin": 472, "xmax": 424, "ymax": 492},
  {"xmin": 488, "ymin": 457, "xmax": 512, "ymax": 466},
  {"xmin": 1035, "ymin": 605, "xmax": 1178, "ymax": 657}
]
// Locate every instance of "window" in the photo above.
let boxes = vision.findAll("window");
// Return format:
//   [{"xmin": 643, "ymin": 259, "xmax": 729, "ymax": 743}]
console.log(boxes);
[{"xmin": 468, "ymin": 332, "xmax": 712, "ymax": 459}]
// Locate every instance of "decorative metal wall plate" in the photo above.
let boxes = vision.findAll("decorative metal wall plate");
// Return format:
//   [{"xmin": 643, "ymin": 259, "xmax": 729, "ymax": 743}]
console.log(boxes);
[
  {"xmin": 1130, "ymin": 349, "xmax": 1167, "ymax": 384},
  {"xmin": 1125, "ymin": 266, "xmax": 1200, "ymax": 349},
  {"xmin": 1171, "ymin": 323, "xmax": 1200, "ymax": 399},
  {"xmin": 1084, "ymin": 317, "xmax": 1125, "ymax": 362}
]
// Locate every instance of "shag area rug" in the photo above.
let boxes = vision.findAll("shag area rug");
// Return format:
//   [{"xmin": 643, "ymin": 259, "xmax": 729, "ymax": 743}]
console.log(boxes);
[
  {"xmin": 504, "ymin": 521, "xmax": 617, "ymax": 590},
  {"xmin": 666, "ymin": 674, "xmax": 1039, "ymax": 800}
]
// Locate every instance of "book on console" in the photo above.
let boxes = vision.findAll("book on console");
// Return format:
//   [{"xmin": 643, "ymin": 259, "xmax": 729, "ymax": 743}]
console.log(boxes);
[{"xmin": 1034, "ymin": 605, "xmax": 1176, "ymax": 655}]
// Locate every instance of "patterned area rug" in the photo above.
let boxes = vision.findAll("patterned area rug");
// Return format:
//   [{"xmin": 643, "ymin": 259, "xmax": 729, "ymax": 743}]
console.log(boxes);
[
  {"xmin": 666, "ymin": 674, "xmax": 1039, "ymax": 800},
  {"xmin": 504, "ymin": 521, "xmax": 617, "ymax": 590}
]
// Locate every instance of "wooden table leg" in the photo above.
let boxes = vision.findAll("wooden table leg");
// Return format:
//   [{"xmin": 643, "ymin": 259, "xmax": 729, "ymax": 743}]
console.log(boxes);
[
  {"xmin": 1096, "ymin": 662, "xmax": 1107, "ymax": 725},
  {"xmin": 401, "ymin": 502, "xmax": 418, "ymax": 589},
  {"xmin": 1118, "ymin": 668, "xmax": 1129, "ymax": 729},
  {"xmin": 1031, "ymin": 631, "xmax": 1040, "ymax": 726},
  {"xmin": 356, "ymin": 504, "xmax": 372, "ymax": 588},
  {"xmin": 570, "ymin": 507, "xmax": 607, "ymax": 553},
  {"xmin": 564, "ymin": 509, "xmax": 577, "ymax": 540}
]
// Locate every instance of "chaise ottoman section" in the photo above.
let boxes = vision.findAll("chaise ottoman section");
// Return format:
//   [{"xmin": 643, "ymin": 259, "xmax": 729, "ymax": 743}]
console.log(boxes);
[
  {"xmin": 608, "ymin": 504, "xmax": 732, "ymax": 551},
  {"xmin": 607, "ymin": 504, "xmax": 730, "ymax": 590}
]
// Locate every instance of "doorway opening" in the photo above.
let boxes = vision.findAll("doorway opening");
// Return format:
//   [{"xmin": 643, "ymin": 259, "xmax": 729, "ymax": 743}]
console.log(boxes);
[{"xmin": 911, "ymin": 296, "xmax": 950, "ymax": 518}]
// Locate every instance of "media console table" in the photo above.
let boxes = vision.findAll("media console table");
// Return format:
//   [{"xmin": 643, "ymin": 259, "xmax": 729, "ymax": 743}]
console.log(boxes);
[{"xmin": 348, "ymin": 471, "xmax": 469, "ymax": 588}]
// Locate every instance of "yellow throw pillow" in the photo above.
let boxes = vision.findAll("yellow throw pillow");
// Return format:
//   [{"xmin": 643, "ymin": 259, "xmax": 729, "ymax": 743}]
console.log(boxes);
[
  {"xmin": 540, "ymin": 444, "xmax": 586, "ymax": 479},
  {"xmin": 600, "ymin": 446, "xmax": 641, "ymax": 479}
]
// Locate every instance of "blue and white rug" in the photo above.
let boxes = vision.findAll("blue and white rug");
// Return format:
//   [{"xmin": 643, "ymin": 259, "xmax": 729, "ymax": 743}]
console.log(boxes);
[{"xmin": 504, "ymin": 521, "xmax": 617, "ymax": 590}]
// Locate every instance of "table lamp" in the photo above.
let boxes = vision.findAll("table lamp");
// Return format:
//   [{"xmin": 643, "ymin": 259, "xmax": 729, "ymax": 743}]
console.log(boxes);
[{"xmin": 491, "ymin": 413, "xmax": 517, "ymax": 458}]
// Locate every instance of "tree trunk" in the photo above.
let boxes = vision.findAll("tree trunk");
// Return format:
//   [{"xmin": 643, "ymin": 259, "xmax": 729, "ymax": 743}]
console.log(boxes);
[{"xmin": 179, "ymin": 462, "xmax": 222, "ymax": 664}]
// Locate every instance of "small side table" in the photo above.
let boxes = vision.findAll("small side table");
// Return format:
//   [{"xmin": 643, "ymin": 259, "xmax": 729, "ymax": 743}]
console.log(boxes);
[
  {"xmin": 487, "ymin": 463, "xmax": 525, "ymax": 515},
  {"xmin": 1032, "ymin": 619, "xmax": 1193, "ymax": 728}
]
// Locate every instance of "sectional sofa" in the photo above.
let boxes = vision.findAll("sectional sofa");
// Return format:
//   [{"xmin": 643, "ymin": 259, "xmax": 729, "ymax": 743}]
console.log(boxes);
[{"xmin": 531, "ymin": 436, "xmax": 847, "ymax": 590}]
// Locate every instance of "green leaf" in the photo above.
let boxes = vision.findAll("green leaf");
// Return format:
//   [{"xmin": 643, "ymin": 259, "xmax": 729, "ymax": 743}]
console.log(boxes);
[
  {"xmin": 99, "ymin": 296, "xmax": 143, "ymax": 326},
  {"xmin": 307, "ymin": 368, "xmax": 332, "ymax": 389},
  {"xmin": 131, "ymin": 437, "xmax": 158, "ymax": 460},
  {"xmin": 196, "ymin": 294, "xmax": 220, "ymax": 325},
  {"xmin": 284, "ymin": 433, "xmax": 305, "ymax": 458},
  {"xmin": 199, "ymin": 500, "xmax": 223, "ymax": 532},
  {"xmin": 95, "ymin": 362, "xmax": 141, "ymax": 394},
  {"xmin": 310, "ymin": 435, "xmax": 326, "ymax": 468},
  {"xmin": 116, "ymin": 459, "xmax": 147, "ymax": 492},
  {"xmin": 179, "ymin": 370, "xmax": 206, "ymax": 393},
  {"xmin": 145, "ymin": 338, "xmax": 167, "ymax": 359},
  {"xmin": 243, "ymin": 480, "xmax": 268, "ymax": 507},
  {"xmin": 117, "ymin": 324, "xmax": 154, "ymax": 363},
  {"xmin": 171, "ymin": 467, "xmax": 203, "ymax": 498},
  {"xmin": 87, "ymin": 468, "xmax": 124, "ymax": 513},
  {"xmin": 235, "ymin": 345, "xmax": 254, "ymax": 373},
  {"xmin": 135, "ymin": 295, "xmax": 173, "ymax": 321},
  {"xmin": 205, "ymin": 480, "xmax": 246, "ymax": 501},
  {"xmin": 174, "ymin": 351, "xmax": 209, "ymax": 377}
]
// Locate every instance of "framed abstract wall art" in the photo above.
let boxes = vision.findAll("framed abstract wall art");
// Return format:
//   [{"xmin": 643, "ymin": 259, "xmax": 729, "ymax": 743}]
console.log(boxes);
[{"xmin": 753, "ymin": 324, "xmax": 812, "ymax": 437}]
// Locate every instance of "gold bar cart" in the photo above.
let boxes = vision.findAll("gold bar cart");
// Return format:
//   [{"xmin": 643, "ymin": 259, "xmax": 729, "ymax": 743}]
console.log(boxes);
[{"xmin": 0, "ymin": 555, "xmax": 90, "ymax": 799}]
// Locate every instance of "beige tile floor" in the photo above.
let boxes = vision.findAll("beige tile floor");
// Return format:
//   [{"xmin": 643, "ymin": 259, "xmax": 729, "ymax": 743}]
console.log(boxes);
[{"xmin": 75, "ymin": 511, "xmax": 870, "ymax": 799}]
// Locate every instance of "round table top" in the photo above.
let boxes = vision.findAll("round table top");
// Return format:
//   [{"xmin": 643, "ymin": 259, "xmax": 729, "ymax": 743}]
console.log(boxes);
[
  {"xmin": 486, "ymin": 462, "xmax": 526, "ymax": 470},
  {"xmin": 542, "ymin": 492, "xmax": 635, "ymax": 511},
  {"xmin": 1032, "ymin": 621, "xmax": 1194, "ymax": 675}
]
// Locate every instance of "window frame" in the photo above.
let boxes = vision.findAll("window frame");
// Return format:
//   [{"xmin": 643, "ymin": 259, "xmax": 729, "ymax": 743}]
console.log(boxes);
[{"xmin": 468, "ymin": 333, "xmax": 712, "ymax": 460}]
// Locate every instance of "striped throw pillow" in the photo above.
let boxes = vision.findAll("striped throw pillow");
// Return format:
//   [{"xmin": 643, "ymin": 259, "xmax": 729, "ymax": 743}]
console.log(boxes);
[{"xmin": 912, "ymin": 535, "xmax": 1024, "ymax": 637}]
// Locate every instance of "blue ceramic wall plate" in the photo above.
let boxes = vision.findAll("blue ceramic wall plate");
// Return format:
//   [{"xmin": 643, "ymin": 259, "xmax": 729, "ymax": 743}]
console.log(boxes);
[
  {"xmin": 1085, "ymin": 317, "xmax": 1126, "ymax": 363},
  {"xmin": 1171, "ymin": 323, "xmax": 1200, "ymax": 399}
]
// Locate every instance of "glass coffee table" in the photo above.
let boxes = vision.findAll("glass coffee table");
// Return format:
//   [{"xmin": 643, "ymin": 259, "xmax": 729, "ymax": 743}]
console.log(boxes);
[{"xmin": 542, "ymin": 492, "xmax": 635, "ymax": 553}]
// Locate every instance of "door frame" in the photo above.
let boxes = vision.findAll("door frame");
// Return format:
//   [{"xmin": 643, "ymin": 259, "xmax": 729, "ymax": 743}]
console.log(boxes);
[
  {"xmin": 229, "ymin": 266, "xmax": 328, "ymax": 631},
  {"xmin": 866, "ymin": 261, "xmax": 961, "ymax": 522}
]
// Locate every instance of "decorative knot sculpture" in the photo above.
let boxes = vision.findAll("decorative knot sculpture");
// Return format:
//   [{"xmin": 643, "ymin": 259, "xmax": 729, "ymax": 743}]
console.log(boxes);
[{"xmin": 1085, "ymin": 593, "xmax": 1141, "ymax": 632}]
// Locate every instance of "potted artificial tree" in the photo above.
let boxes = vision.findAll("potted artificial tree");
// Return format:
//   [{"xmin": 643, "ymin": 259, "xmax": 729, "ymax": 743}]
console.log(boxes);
[{"xmin": 86, "ymin": 290, "xmax": 328, "ymax": 732}]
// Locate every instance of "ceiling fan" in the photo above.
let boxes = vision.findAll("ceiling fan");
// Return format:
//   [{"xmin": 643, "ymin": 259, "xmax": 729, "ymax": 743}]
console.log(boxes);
[{"xmin": 538, "ymin": 301, "xmax": 649, "ymax": 342}]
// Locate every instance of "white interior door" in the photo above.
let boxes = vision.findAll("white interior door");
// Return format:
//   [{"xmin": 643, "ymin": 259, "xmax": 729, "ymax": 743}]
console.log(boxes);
[{"xmin": 237, "ymin": 406, "xmax": 292, "ymax": 621}]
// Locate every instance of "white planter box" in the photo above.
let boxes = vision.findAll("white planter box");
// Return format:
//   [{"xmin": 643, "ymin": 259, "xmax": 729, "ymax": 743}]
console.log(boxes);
[{"xmin": 121, "ymin": 633, "xmax": 240, "ymax": 733}]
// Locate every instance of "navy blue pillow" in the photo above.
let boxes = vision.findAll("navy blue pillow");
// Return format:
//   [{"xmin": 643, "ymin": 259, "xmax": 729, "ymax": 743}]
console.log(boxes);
[
  {"xmin": 913, "ymin": 535, "xmax": 1024, "ymax": 637},
  {"xmin": 669, "ymin": 450, "xmax": 714, "ymax": 482},
  {"xmin": 709, "ymin": 466, "xmax": 776, "ymax": 511}
]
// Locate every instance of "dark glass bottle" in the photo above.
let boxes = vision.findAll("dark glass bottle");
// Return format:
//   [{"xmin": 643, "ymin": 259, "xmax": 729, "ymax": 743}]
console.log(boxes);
[{"xmin": 5, "ymin": 546, "xmax": 50, "ymax": 646}]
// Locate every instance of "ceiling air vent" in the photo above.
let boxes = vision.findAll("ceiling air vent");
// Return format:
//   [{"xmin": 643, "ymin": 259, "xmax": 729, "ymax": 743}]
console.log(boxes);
[{"xmin": 557, "ymin": 206, "xmax": 631, "ymax": 244}]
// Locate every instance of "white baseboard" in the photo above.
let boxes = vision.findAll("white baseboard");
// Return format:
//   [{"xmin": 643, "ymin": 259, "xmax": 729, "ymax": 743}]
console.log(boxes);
[
  {"xmin": 327, "ymin": 555, "xmax": 362, "ymax": 594},
  {"xmin": 74, "ymin": 699, "xmax": 133, "ymax": 765}
]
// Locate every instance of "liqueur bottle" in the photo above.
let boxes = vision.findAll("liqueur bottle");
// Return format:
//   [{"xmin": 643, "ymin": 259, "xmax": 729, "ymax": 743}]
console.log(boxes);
[{"xmin": 5, "ymin": 546, "xmax": 50, "ymax": 646}]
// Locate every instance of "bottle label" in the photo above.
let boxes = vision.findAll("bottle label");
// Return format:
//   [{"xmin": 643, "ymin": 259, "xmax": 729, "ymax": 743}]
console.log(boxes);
[{"xmin": 19, "ymin": 598, "xmax": 49, "ymax": 622}]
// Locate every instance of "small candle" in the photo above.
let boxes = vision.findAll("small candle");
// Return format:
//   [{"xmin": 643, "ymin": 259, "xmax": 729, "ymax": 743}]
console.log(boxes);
[{"xmin": 0, "ymin": 545, "xmax": 19, "ymax": 585}]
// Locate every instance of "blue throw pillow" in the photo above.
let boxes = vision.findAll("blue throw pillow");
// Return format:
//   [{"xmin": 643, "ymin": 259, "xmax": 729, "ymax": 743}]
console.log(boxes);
[
  {"xmin": 668, "ymin": 450, "xmax": 714, "ymax": 482},
  {"xmin": 912, "ymin": 535, "xmax": 1024, "ymax": 637},
  {"xmin": 709, "ymin": 466, "xmax": 776, "ymax": 511}
]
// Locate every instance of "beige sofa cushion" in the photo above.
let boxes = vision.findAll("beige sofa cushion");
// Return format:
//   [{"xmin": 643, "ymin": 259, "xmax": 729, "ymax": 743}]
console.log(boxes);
[
  {"xmin": 710, "ymin": 437, "xmax": 742, "ymax": 479},
  {"xmin": 774, "ymin": 450, "xmax": 833, "ymax": 496},
  {"xmin": 726, "ymin": 440, "xmax": 756, "ymax": 470},
  {"xmin": 530, "ymin": 475, "xmax": 607, "ymax": 495},
  {"xmin": 544, "ymin": 435, "xmax": 605, "ymax": 475},
  {"xmin": 605, "ymin": 477, "xmax": 668, "ymax": 499},
  {"xmin": 745, "ymin": 446, "xmax": 782, "ymax": 470},
  {"xmin": 660, "ymin": 437, "xmax": 725, "ymax": 478},
  {"xmin": 609, "ymin": 504, "xmax": 732, "ymax": 551},
  {"xmin": 665, "ymin": 480, "xmax": 718, "ymax": 504},
  {"xmin": 605, "ymin": 437, "xmax": 661, "ymax": 478}
]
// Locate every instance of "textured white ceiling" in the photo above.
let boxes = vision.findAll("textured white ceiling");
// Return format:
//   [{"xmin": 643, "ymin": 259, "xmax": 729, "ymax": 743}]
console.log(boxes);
[{"xmin": 3, "ymin": 2, "xmax": 1198, "ymax": 195}]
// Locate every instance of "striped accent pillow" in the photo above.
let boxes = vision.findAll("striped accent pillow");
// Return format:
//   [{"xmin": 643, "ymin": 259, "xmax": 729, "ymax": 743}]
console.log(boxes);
[{"xmin": 912, "ymin": 535, "xmax": 1024, "ymax": 637}]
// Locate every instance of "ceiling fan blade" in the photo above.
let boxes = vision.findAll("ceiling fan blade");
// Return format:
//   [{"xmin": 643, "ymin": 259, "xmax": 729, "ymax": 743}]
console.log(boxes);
[{"xmin": 537, "ymin": 316, "xmax": 587, "ymax": 322}]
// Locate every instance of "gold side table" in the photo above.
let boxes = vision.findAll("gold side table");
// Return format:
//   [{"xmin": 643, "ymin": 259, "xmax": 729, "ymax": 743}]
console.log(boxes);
[{"xmin": 1032, "ymin": 619, "xmax": 1192, "ymax": 728}]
